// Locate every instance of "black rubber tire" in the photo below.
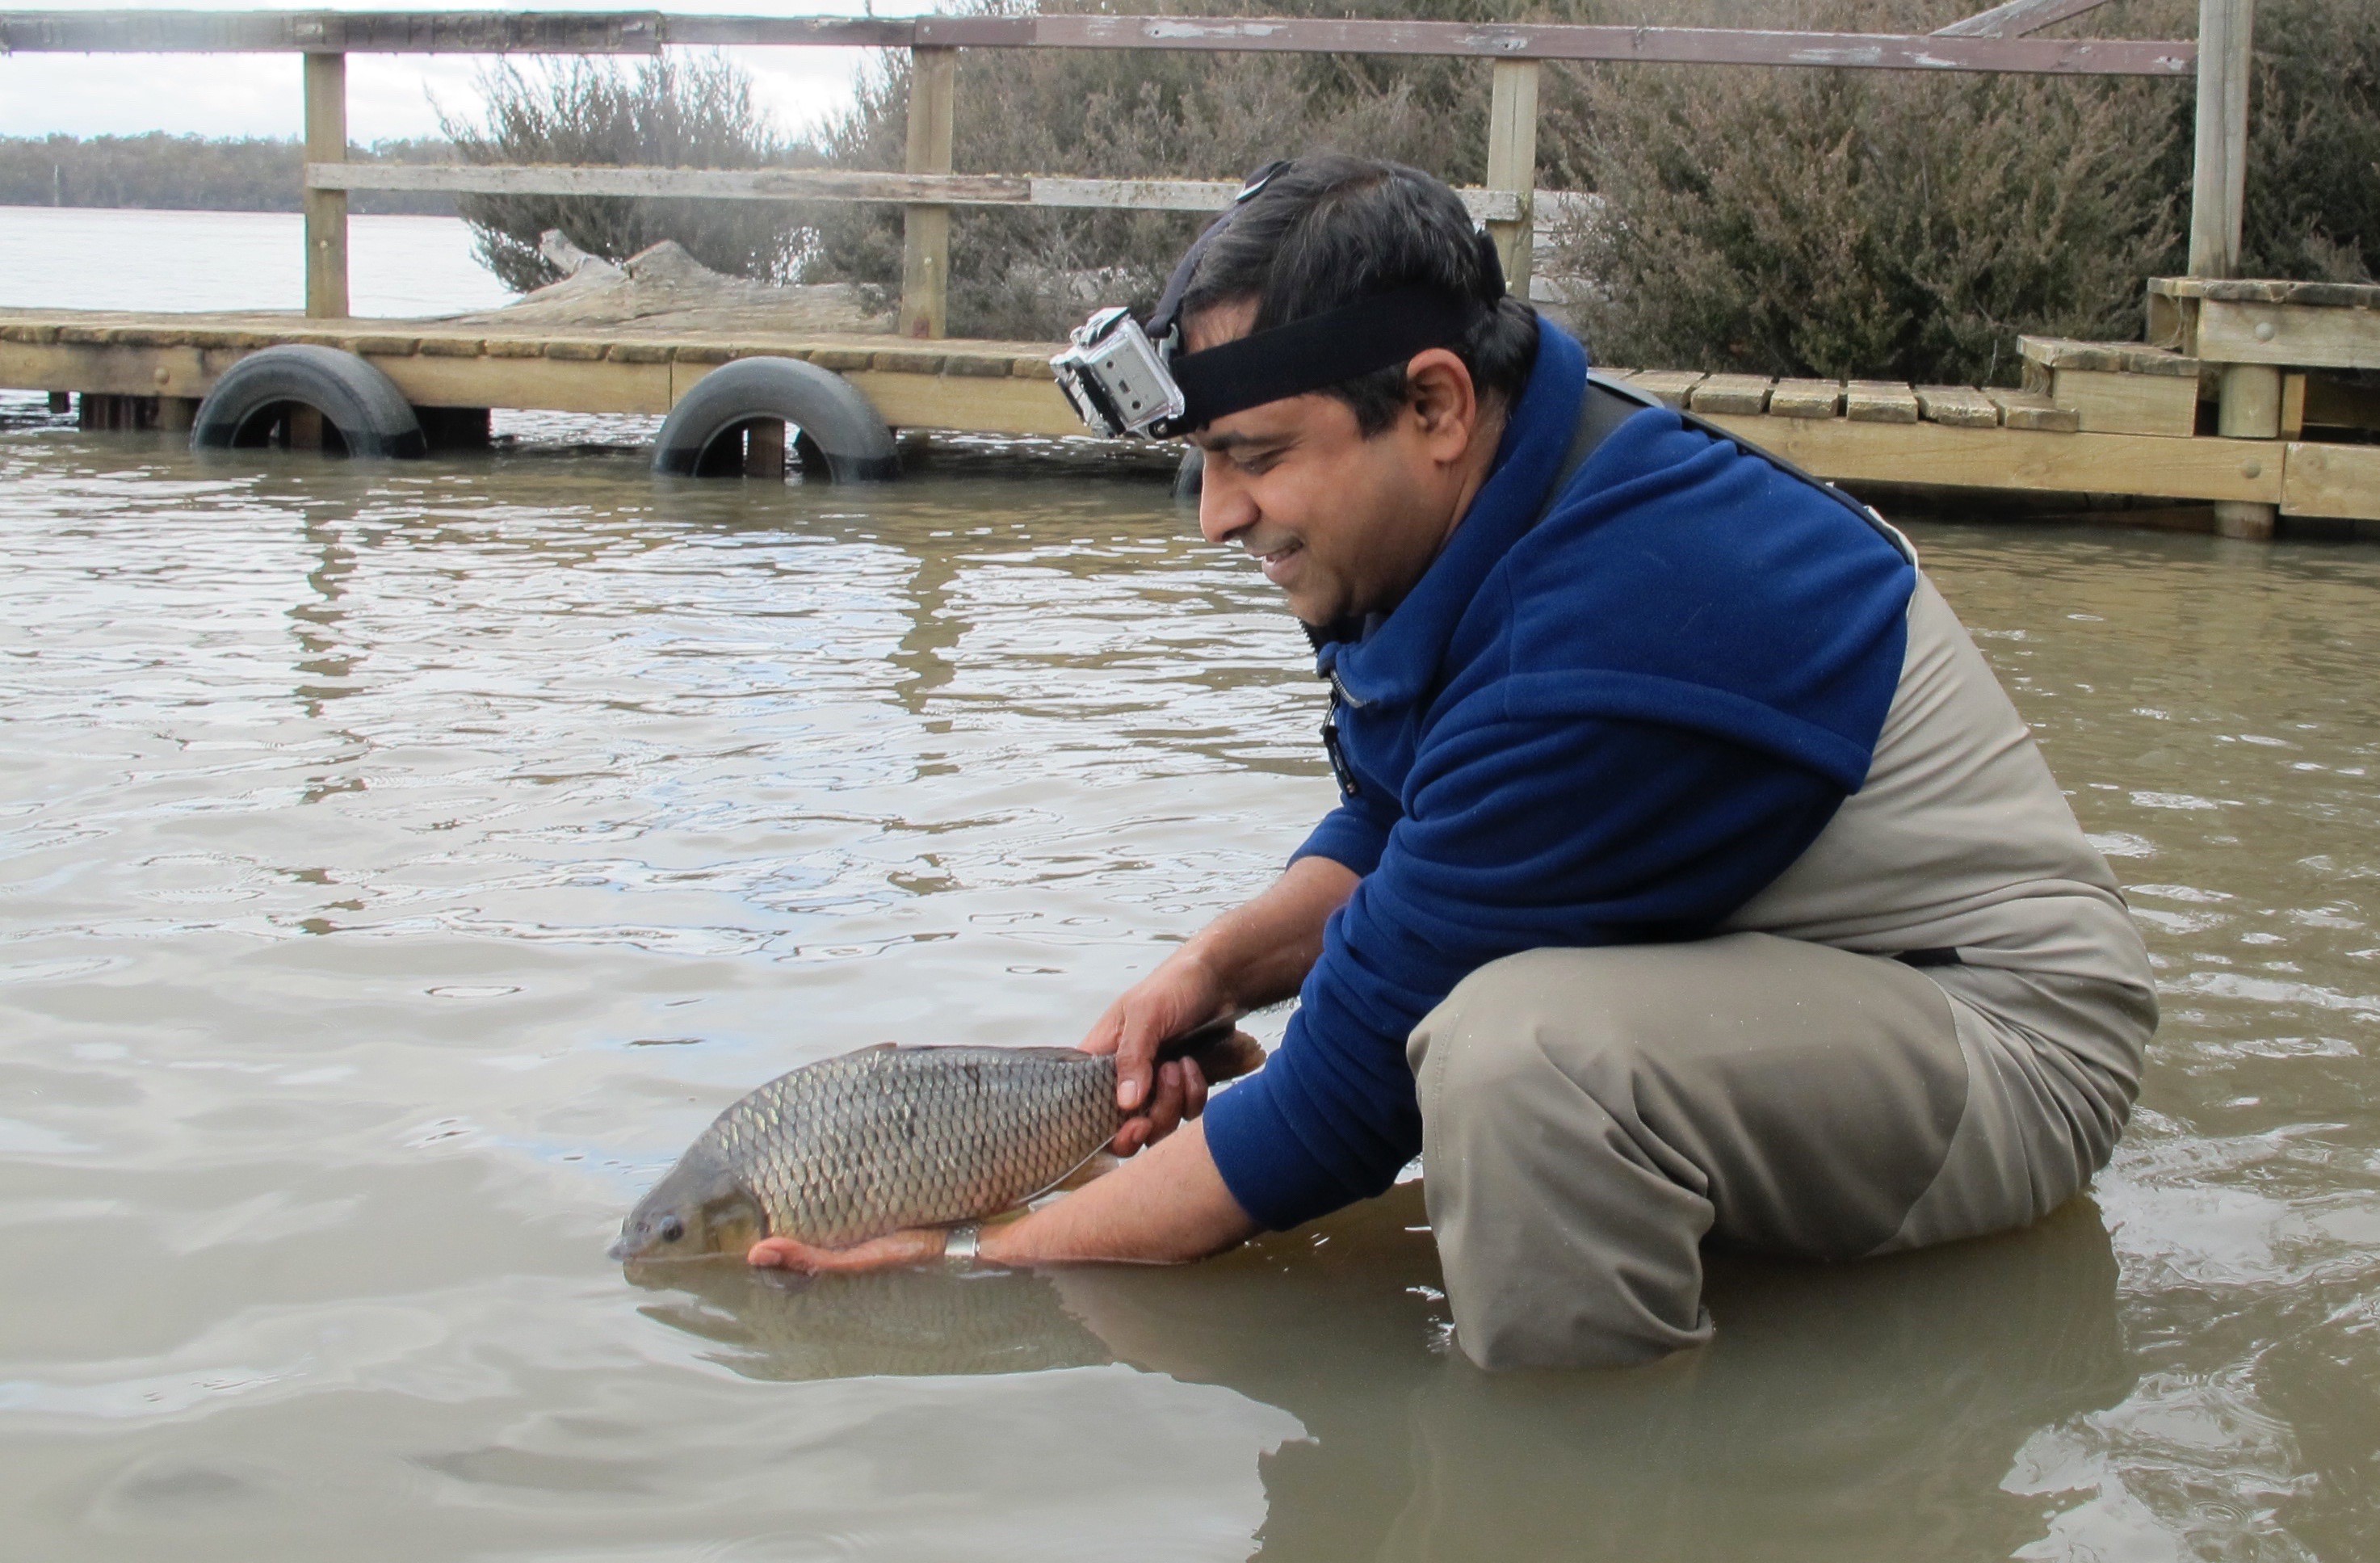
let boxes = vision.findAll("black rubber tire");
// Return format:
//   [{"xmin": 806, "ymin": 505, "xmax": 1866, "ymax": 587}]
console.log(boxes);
[
  {"xmin": 190, "ymin": 344, "xmax": 426, "ymax": 459},
  {"xmin": 651, "ymin": 357, "xmax": 899, "ymax": 482},
  {"xmin": 1174, "ymin": 446, "xmax": 1204, "ymax": 502}
]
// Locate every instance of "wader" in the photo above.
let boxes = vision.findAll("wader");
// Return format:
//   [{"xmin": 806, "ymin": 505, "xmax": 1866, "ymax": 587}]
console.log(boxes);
[{"xmin": 1407, "ymin": 381, "xmax": 2156, "ymax": 1369}]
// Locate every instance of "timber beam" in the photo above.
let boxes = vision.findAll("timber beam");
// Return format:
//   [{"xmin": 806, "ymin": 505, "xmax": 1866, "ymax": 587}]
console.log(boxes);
[{"xmin": 0, "ymin": 10, "xmax": 2194, "ymax": 74}]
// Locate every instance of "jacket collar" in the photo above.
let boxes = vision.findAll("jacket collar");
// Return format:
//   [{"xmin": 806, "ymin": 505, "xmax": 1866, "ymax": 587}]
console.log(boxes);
[{"xmin": 1314, "ymin": 321, "xmax": 1588, "ymax": 708}]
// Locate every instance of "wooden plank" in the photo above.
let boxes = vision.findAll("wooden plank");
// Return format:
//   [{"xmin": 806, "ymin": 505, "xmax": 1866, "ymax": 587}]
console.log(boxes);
[
  {"xmin": 1934, "ymin": 0, "xmax": 2118, "ymax": 39},
  {"xmin": 0, "ymin": 10, "xmax": 666, "ymax": 53},
  {"xmin": 0, "ymin": 9, "xmax": 2198, "ymax": 74},
  {"xmin": 1629, "ymin": 371, "xmax": 1704, "ymax": 409},
  {"xmin": 315, "ymin": 163, "xmax": 1029, "ymax": 204},
  {"xmin": 900, "ymin": 45, "xmax": 955, "ymax": 341},
  {"xmin": 2045, "ymin": 368, "xmax": 2200, "ymax": 435},
  {"xmin": 1484, "ymin": 61, "xmax": 1539, "ymax": 296},
  {"xmin": 303, "ymin": 53, "xmax": 347, "ymax": 319},
  {"xmin": 1985, "ymin": 388, "xmax": 2081, "ymax": 432},
  {"xmin": 663, "ymin": 15, "xmax": 921, "ymax": 48},
  {"xmin": 845, "ymin": 368, "xmax": 1081, "ymax": 439},
  {"xmin": 378, "ymin": 351, "xmax": 674, "ymax": 413},
  {"xmin": 0, "ymin": 337, "xmax": 229, "ymax": 399},
  {"xmin": 2281, "ymin": 443, "xmax": 2380, "ymax": 523},
  {"xmin": 915, "ymin": 14, "xmax": 2194, "ymax": 75},
  {"xmin": 1688, "ymin": 374, "xmax": 1771, "ymax": 414},
  {"xmin": 2193, "ymin": 299, "xmax": 2380, "ymax": 372},
  {"xmin": 2188, "ymin": 0, "xmax": 2252, "ymax": 277},
  {"xmin": 1844, "ymin": 381, "xmax": 1920, "ymax": 422},
  {"xmin": 2280, "ymin": 373, "xmax": 2307, "ymax": 439},
  {"xmin": 2018, "ymin": 335, "xmax": 2199, "ymax": 376},
  {"xmin": 312, "ymin": 162, "xmax": 1525, "ymax": 221},
  {"xmin": 1702, "ymin": 414, "xmax": 2285, "ymax": 504},
  {"xmin": 1914, "ymin": 386, "xmax": 2000, "ymax": 427},
  {"xmin": 1767, "ymin": 378, "xmax": 1843, "ymax": 418}
]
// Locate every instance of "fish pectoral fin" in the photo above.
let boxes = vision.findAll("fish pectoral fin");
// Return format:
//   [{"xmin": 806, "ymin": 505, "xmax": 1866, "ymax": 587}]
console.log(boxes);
[{"xmin": 1047, "ymin": 1152, "xmax": 1119, "ymax": 1193}]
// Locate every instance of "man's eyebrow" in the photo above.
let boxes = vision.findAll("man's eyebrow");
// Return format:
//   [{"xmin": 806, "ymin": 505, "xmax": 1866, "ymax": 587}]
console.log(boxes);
[{"xmin": 1198, "ymin": 431, "xmax": 1285, "ymax": 453}]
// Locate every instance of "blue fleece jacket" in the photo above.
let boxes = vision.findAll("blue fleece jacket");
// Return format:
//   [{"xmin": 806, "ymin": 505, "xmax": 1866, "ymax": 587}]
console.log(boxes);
[{"xmin": 1200, "ymin": 321, "xmax": 1920, "ymax": 1231}]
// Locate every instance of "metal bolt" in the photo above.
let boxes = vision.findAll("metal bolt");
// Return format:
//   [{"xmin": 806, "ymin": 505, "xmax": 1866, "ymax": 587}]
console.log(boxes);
[
  {"xmin": 2254, "ymin": 321, "xmax": 2277, "ymax": 342},
  {"xmin": 2241, "ymin": 459, "xmax": 2263, "ymax": 479}
]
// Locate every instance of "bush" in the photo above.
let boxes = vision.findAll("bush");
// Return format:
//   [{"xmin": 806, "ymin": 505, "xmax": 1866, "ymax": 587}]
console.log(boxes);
[
  {"xmin": 795, "ymin": 0, "xmax": 2378, "ymax": 374},
  {"xmin": 2239, "ymin": 0, "xmax": 2380, "ymax": 282},
  {"xmin": 800, "ymin": 18, "xmax": 1469, "ymax": 341},
  {"xmin": 1551, "ymin": 50, "xmax": 2185, "ymax": 383},
  {"xmin": 439, "ymin": 53, "xmax": 808, "ymax": 292}
]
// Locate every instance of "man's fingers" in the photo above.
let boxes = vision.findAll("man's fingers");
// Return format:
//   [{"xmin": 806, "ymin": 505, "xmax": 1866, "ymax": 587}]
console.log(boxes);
[
  {"xmin": 747, "ymin": 1229, "xmax": 942, "ymax": 1274},
  {"xmin": 1112, "ymin": 1009, "xmax": 1169, "ymax": 1112},
  {"xmin": 1183, "ymin": 1057, "xmax": 1209, "ymax": 1120}
]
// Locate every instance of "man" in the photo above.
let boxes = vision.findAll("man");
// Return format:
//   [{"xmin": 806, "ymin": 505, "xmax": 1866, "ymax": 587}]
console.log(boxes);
[{"xmin": 750, "ymin": 156, "xmax": 2155, "ymax": 1371}]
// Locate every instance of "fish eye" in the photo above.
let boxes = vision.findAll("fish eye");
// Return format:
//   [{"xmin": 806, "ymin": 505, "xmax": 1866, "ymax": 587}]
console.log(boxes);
[{"xmin": 659, "ymin": 1216, "xmax": 685, "ymax": 1244}]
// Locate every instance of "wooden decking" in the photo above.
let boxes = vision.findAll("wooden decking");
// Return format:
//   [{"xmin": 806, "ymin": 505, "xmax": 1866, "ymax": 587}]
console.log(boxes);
[
  {"xmin": 2, "ymin": 305, "xmax": 2374, "ymax": 528},
  {"xmin": 0, "ymin": 309, "xmax": 1080, "ymax": 438}
]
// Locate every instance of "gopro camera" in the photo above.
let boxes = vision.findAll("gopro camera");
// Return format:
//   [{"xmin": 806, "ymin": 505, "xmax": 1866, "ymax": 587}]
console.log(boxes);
[{"xmin": 1050, "ymin": 306, "xmax": 1186, "ymax": 439}]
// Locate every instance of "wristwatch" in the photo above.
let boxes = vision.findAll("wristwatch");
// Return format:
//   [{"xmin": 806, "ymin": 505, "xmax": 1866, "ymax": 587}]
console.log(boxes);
[{"xmin": 943, "ymin": 1223, "xmax": 982, "ymax": 1267}]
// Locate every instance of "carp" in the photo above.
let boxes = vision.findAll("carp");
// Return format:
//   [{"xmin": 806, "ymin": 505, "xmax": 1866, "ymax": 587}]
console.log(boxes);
[{"xmin": 611, "ymin": 1021, "xmax": 1252, "ymax": 1263}]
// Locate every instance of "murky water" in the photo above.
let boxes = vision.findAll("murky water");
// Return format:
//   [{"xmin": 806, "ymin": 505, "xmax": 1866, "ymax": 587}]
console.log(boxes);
[{"xmin": 2, "ymin": 408, "xmax": 2376, "ymax": 1561}]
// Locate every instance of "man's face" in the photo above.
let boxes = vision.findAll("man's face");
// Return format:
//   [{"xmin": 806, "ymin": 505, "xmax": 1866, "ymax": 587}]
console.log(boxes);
[{"xmin": 1185, "ymin": 300, "xmax": 1488, "ymax": 629}]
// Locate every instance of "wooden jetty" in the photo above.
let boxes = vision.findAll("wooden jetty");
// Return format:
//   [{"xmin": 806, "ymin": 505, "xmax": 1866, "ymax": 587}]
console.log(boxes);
[{"xmin": 2, "ymin": 2, "xmax": 2373, "ymax": 534}]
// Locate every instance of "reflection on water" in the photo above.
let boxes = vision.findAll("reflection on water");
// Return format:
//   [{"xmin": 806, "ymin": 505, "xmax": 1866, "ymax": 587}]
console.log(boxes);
[{"xmin": 1, "ymin": 418, "xmax": 2376, "ymax": 1561}]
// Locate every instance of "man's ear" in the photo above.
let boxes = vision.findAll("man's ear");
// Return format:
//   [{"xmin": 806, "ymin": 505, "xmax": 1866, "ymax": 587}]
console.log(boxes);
[{"xmin": 1403, "ymin": 348, "xmax": 1480, "ymax": 457}]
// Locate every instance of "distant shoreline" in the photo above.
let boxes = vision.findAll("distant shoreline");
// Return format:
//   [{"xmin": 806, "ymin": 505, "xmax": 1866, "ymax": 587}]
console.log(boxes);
[{"xmin": 1, "ymin": 132, "xmax": 457, "ymax": 216}]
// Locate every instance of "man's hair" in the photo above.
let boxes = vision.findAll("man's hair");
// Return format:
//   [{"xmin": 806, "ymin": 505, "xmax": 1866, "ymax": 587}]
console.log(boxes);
[{"xmin": 1176, "ymin": 155, "xmax": 1541, "ymax": 435}]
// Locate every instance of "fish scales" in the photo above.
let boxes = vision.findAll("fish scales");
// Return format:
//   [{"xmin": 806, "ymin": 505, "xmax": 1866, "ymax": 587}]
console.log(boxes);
[{"xmin": 614, "ymin": 1044, "xmax": 1123, "ymax": 1261}]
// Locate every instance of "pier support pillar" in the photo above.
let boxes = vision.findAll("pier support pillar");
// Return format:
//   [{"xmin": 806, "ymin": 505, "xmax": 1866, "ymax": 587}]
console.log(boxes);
[
  {"xmin": 2214, "ymin": 363, "xmax": 2281, "ymax": 539},
  {"xmin": 1485, "ymin": 60, "xmax": 1540, "ymax": 300},
  {"xmin": 2187, "ymin": 0, "xmax": 2253, "ymax": 279},
  {"xmin": 745, "ymin": 418, "xmax": 787, "ymax": 480},
  {"xmin": 899, "ymin": 46, "xmax": 956, "ymax": 340},
  {"xmin": 304, "ymin": 52, "xmax": 350, "ymax": 320}
]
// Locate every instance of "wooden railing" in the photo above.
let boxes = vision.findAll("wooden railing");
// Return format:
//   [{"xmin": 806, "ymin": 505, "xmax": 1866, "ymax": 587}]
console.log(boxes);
[{"xmin": 0, "ymin": 4, "xmax": 2240, "ymax": 338}]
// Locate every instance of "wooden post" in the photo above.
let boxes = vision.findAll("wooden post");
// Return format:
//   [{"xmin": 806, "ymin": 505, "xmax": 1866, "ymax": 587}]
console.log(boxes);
[
  {"xmin": 304, "ymin": 52, "xmax": 350, "ymax": 319},
  {"xmin": 2193, "ymin": 0, "xmax": 2268, "ymax": 535},
  {"xmin": 2187, "ymin": 0, "xmax": 2252, "ymax": 279},
  {"xmin": 745, "ymin": 418, "xmax": 787, "ymax": 479},
  {"xmin": 2212, "ymin": 363, "xmax": 2280, "ymax": 538},
  {"xmin": 899, "ymin": 46, "xmax": 956, "ymax": 339},
  {"xmin": 1484, "ymin": 60, "xmax": 1540, "ymax": 299}
]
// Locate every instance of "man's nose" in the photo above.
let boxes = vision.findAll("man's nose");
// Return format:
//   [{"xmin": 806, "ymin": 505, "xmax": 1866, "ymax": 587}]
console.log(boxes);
[{"xmin": 1196, "ymin": 457, "xmax": 1254, "ymax": 545}]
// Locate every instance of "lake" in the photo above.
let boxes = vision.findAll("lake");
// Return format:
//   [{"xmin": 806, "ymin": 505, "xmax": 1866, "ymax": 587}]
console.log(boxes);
[
  {"xmin": 2, "ymin": 209, "xmax": 2378, "ymax": 1561},
  {"xmin": 0, "ymin": 205, "xmax": 513, "ymax": 316}
]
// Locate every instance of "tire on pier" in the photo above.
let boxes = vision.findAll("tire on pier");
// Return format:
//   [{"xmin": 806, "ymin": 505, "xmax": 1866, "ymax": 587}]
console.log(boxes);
[
  {"xmin": 652, "ymin": 356, "xmax": 899, "ymax": 483},
  {"xmin": 189, "ymin": 344, "xmax": 426, "ymax": 459}
]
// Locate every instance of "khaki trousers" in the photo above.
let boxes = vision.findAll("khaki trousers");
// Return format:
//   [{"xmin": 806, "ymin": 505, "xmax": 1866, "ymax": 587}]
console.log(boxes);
[{"xmin": 1408, "ymin": 932, "xmax": 2139, "ymax": 1370}]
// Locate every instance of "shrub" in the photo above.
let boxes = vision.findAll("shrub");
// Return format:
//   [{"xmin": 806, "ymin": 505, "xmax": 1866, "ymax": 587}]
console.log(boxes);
[
  {"xmin": 439, "ymin": 53, "xmax": 808, "ymax": 292},
  {"xmin": 2239, "ymin": 0, "xmax": 2380, "ymax": 282},
  {"xmin": 799, "ymin": 21, "xmax": 1469, "ymax": 341},
  {"xmin": 795, "ymin": 0, "xmax": 2377, "ymax": 370}
]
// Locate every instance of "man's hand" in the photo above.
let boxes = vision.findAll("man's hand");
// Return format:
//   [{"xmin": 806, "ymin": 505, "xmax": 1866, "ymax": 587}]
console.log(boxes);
[
  {"xmin": 746, "ymin": 1119, "xmax": 1257, "ymax": 1273},
  {"xmin": 1078, "ymin": 854, "xmax": 1361, "ymax": 1154},
  {"xmin": 1078, "ymin": 953, "xmax": 1241, "ymax": 1155},
  {"xmin": 748, "ymin": 1229, "xmax": 945, "ymax": 1274}
]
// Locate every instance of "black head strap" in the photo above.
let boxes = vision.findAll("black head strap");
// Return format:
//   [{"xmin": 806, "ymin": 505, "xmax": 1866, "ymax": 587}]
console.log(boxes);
[
  {"xmin": 1169, "ymin": 285, "xmax": 1486, "ymax": 432},
  {"xmin": 1146, "ymin": 161, "xmax": 1508, "ymax": 433}
]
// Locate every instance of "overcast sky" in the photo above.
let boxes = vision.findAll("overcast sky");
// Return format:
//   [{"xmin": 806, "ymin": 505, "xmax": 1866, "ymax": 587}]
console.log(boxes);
[{"xmin": 0, "ymin": 2, "xmax": 919, "ymax": 143}]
